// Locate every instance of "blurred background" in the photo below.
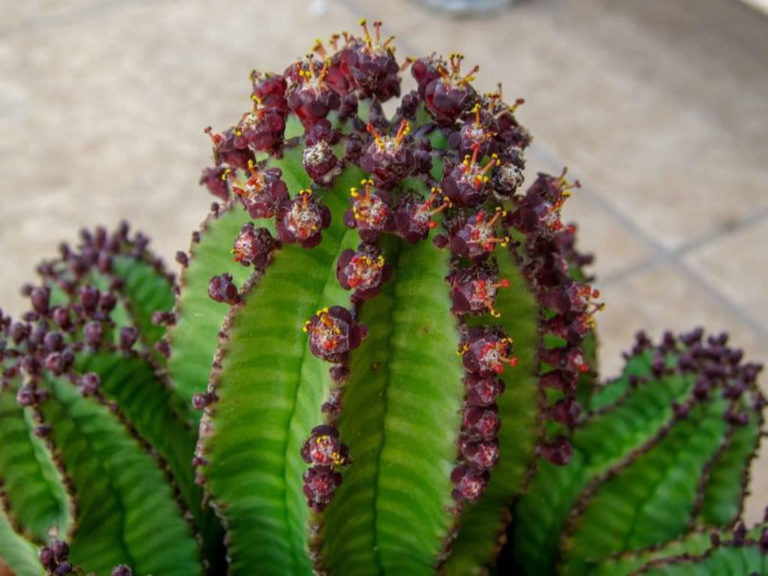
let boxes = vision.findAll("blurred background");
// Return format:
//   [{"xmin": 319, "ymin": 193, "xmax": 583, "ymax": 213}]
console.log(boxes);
[{"xmin": 0, "ymin": 0, "xmax": 766, "ymax": 517}]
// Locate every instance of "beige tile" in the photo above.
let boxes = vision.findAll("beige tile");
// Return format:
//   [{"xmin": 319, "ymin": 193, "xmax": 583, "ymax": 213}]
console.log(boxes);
[
  {"xmin": 685, "ymin": 219, "xmax": 768, "ymax": 334},
  {"xmin": 596, "ymin": 264, "xmax": 768, "ymax": 379},
  {"xmin": 0, "ymin": 0, "xmax": 105, "ymax": 33},
  {"xmin": 357, "ymin": 0, "xmax": 768, "ymax": 249},
  {"xmin": 0, "ymin": 0, "xmax": 357, "ymax": 317}
]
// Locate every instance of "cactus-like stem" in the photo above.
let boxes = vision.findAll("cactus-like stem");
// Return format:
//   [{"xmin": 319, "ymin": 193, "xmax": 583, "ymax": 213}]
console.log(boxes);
[
  {"xmin": 0, "ymin": 17, "xmax": 764, "ymax": 576},
  {"xmin": 0, "ymin": 381, "xmax": 72, "ymax": 546},
  {"xmin": 182, "ymin": 21, "xmax": 601, "ymax": 575},
  {"xmin": 585, "ymin": 520, "xmax": 767, "ymax": 576},
  {"xmin": 0, "ymin": 469, "xmax": 47, "ymax": 576},
  {"xmin": 0, "ymin": 224, "xmax": 221, "ymax": 575},
  {"xmin": 165, "ymin": 203, "xmax": 254, "ymax": 422},
  {"xmin": 508, "ymin": 329, "xmax": 764, "ymax": 576}
]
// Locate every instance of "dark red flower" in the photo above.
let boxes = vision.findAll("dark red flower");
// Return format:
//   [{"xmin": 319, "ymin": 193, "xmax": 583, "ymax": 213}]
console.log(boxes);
[
  {"xmin": 443, "ymin": 148, "xmax": 499, "ymax": 208},
  {"xmin": 276, "ymin": 189, "xmax": 331, "ymax": 249},
  {"xmin": 359, "ymin": 120, "xmax": 415, "ymax": 189},
  {"xmin": 228, "ymin": 164, "xmax": 289, "ymax": 220},
  {"xmin": 539, "ymin": 370, "xmax": 578, "ymax": 393},
  {"xmin": 549, "ymin": 398, "xmax": 581, "ymax": 427},
  {"xmin": 302, "ymin": 465, "xmax": 343, "ymax": 512},
  {"xmin": 80, "ymin": 373, "xmax": 100, "ymax": 397},
  {"xmin": 410, "ymin": 55, "xmax": 443, "ymax": 96},
  {"xmin": 451, "ymin": 464, "xmax": 489, "ymax": 502},
  {"xmin": 394, "ymin": 188, "xmax": 451, "ymax": 244},
  {"xmin": 343, "ymin": 179, "xmax": 393, "ymax": 243},
  {"xmin": 464, "ymin": 374, "xmax": 505, "ymax": 407},
  {"xmin": 538, "ymin": 435, "xmax": 572, "ymax": 466},
  {"xmin": 303, "ymin": 305, "xmax": 368, "ymax": 363},
  {"xmin": 300, "ymin": 425, "xmax": 350, "ymax": 467},
  {"xmin": 460, "ymin": 438, "xmax": 500, "ymax": 470},
  {"xmin": 462, "ymin": 405, "xmax": 501, "ymax": 441},
  {"xmin": 83, "ymin": 321, "xmax": 103, "ymax": 347},
  {"xmin": 449, "ymin": 103, "xmax": 496, "ymax": 159},
  {"xmin": 337, "ymin": 20, "xmax": 401, "ymax": 101},
  {"xmin": 232, "ymin": 223, "xmax": 277, "ymax": 269},
  {"xmin": 303, "ymin": 140, "xmax": 340, "ymax": 185},
  {"xmin": 199, "ymin": 166, "xmax": 230, "ymax": 201},
  {"xmin": 540, "ymin": 346, "xmax": 590, "ymax": 374},
  {"xmin": 286, "ymin": 58, "xmax": 341, "ymax": 128},
  {"xmin": 449, "ymin": 266, "xmax": 509, "ymax": 317},
  {"xmin": 304, "ymin": 118, "xmax": 340, "ymax": 147},
  {"xmin": 336, "ymin": 245, "xmax": 391, "ymax": 300},
  {"xmin": 205, "ymin": 127, "xmax": 254, "ymax": 170},
  {"xmin": 233, "ymin": 105, "xmax": 286, "ymax": 154},
  {"xmin": 30, "ymin": 286, "xmax": 51, "ymax": 316},
  {"xmin": 423, "ymin": 54, "xmax": 478, "ymax": 125},
  {"xmin": 250, "ymin": 70, "xmax": 288, "ymax": 115},
  {"xmin": 508, "ymin": 170, "xmax": 579, "ymax": 235},
  {"xmin": 448, "ymin": 209, "xmax": 509, "ymax": 260},
  {"xmin": 461, "ymin": 326, "xmax": 517, "ymax": 376},
  {"xmin": 208, "ymin": 274, "xmax": 240, "ymax": 305}
]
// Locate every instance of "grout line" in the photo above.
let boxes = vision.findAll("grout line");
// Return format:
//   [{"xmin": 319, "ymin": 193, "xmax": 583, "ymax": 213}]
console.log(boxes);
[
  {"xmin": 678, "ymin": 262, "xmax": 768, "ymax": 342},
  {"xmin": 599, "ymin": 204, "xmax": 768, "ymax": 287},
  {"xmin": 0, "ymin": 0, "xmax": 181, "ymax": 39},
  {"xmin": 598, "ymin": 257, "xmax": 660, "ymax": 287},
  {"xmin": 673, "ymin": 204, "xmax": 768, "ymax": 257}
]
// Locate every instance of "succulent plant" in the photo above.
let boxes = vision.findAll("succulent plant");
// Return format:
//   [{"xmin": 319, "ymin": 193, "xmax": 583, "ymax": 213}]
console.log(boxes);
[
  {"xmin": 506, "ymin": 329, "xmax": 766, "ymax": 575},
  {"xmin": 0, "ymin": 19, "xmax": 765, "ymax": 576}
]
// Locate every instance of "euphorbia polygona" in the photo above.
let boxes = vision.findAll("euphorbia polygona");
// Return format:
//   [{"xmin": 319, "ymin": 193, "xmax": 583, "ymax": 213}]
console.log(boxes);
[{"xmin": 0, "ymin": 20, "xmax": 765, "ymax": 576}]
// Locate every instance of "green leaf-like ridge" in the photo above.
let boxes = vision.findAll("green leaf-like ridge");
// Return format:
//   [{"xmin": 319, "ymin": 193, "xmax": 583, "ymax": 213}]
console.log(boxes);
[
  {"xmin": 36, "ymin": 377, "xmax": 201, "ymax": 576},
  {"xmin": 198, "ymin": 162, "xmax": 362, "ymax": 575},
  {"xmin": 319, "ymin": 234, "xmax": 466, "ymax": 576}
]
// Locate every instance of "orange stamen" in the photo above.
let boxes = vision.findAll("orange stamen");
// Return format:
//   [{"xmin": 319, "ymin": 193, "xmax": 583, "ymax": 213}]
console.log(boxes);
[
  {"xmin": 318, "ymin": 59, "xmax": 330, "ymax": 82},
  {"xmin": 360, "ymin": 18, "xmax": 372, "ymax": 47},
  {"xmin": 460, "ymin": 65, "xmax": 480, "ymax": 86},
  {"xmin": 313, "ymin": 38, "xmax": 327, "ymax": 59},
  {"xmin": 204, "ymin": 126, "xmax": 222, "ymax": 145},
  {"xmin": 487, "ymin": 210, "xmax": 503, "ymax": 228},
  {"xmin": 366, "ymin": 123, "xmax": 383, "ymax": 145},
  {"xmin": 480, "ymin": 154, "xmax": 499, "ymax": 176},
  {"xmin": 394, "ymin": 119, "xmax": 410, "ymax": 145},
  {"xmin": 510, "ymin": 97, "xmax": 525, "ymax": 112},
  {"xmin": 468, "ymin": 145, "xmax": 480, "ymax": 167}
]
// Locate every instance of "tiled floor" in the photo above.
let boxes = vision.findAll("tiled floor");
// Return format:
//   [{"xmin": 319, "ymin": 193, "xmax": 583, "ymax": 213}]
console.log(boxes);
[{"xmin": 1, "ymin": 0, "xmax": 766, "ymax": 520}]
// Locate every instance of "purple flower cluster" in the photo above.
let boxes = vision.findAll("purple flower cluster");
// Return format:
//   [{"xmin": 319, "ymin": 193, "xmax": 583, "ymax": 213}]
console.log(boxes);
[
  {"xmin": 300, "ymin": 425, "xmax": 351, "ymax": 511},
  {"xmin": 0, "ymin": 224, "xmax": 174, "ymax": 414},
  {"xmin": 302, "ymin": 306, "xmax": 368, "ymax": 365},
  {"xmin": 196, "ymin": 19, "xmax": 600, "ymax": 512},
  {"xmin": 451, "ymin": 327, "xmax": 516, "ymax": 502},
  {"xmin": 503, "ymin": 173, "xmax": 601, "ymax": 463},
  {"xmin": 0, "ymin": 224, "xmax": 178, "ymax": 501}
]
